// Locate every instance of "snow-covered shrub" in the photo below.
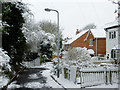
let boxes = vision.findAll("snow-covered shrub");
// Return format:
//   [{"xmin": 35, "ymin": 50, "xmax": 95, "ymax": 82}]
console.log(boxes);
[
  {"xmin": 0, "ymin": 48, "xmax": 11, "ymax": 88},
  {"xmin": 22, "ymin": 22, "xmax": 56, "ymax": 53},
  {"xmin": 0, "ymin": 48, "xmax": 11, "ymax": 72},
  {"xmin": 63, "ymin": 47, "xmax": 91, "ymax": 66}
]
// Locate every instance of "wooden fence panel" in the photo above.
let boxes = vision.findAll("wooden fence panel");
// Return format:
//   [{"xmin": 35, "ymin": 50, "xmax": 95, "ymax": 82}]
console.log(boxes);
[{"xmin": 76, "ymin": 68, "xmax": 119, "ymax": 88}]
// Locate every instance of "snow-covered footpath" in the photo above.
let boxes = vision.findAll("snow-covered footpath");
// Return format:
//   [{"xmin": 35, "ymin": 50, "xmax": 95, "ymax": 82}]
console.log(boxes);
[
  {"xmin": 8, "ymin": 58, "xmax": 62, "ymax": 89},
  {"xmin": 39, "ymin": 62, "xmax": 62, "ymax": 88}
]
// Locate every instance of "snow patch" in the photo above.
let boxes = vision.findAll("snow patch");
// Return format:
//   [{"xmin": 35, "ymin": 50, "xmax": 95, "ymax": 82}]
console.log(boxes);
[
  {"xmin": 8, "ymin": 81, "xmax": 21, "ymax": 89},
  {"xmin": 24, "ymin": 82, "xmax": 43, "ymax": 88},
  {"xmin": 29, "ymin": 74, "xmax": 39, "ymax": 79},
  {"xmin": 0, "ymin": 76, "xmax": 9, "ymax": 88}
]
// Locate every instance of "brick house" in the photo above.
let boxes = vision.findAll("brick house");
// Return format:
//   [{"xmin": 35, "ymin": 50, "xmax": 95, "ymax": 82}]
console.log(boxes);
[{"xmin": 64, "ymin": 29, "xmax": 106, "ymax": 56}]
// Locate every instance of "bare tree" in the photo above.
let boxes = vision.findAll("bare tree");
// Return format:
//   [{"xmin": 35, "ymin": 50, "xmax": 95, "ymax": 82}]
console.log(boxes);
[
  {"xmin": 79, "ymin": 23, "xmax": 96, "ymax": 32},
  {"xmin": 39, "ymin": 20, "xmax": 63, "ymax": 37},
  {"xmin": 83, "ymin": 23, "xmax": 96, "ymax": 30},
  {"xmin": 38, "ymin": 20, "xmax": 63, "ymax": 50}
]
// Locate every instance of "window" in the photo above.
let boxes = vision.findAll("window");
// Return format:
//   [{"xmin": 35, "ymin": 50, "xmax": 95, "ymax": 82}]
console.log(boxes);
[
  {"xmin": 109, "ymin": 32, "xmax": 111, "ymax": 39},
  {"xmin": 112, "ymin": 33, "xmax": 114, "ymax": 39},
  {"xmin": 89, "ymin": 39, "xmax": 93, "ymax": 46},
  {"xmin": 69, "ymin": 44, "xmax": 71, "ymax": 49},
  {"xmin": 111, "ymin": 49, "xmax": 116, "ymax": 58},
  {"xmin": 111, "ymin": 50, "xmax": 113, "ymax": 58},
  {"xmin": 114, "ymin": 50, "xmax": 116, "ymax": 58},
  {"xmin": 109, "ymin": 31, "xmax": 116, "ymax": 39},
  {"xmin": 114, "ymin": 31, "xmax": 116, "ymax": 38}
]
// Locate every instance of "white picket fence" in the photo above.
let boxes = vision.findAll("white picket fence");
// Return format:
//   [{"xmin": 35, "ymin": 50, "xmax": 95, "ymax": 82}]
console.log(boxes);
[{"xmin": 61, "ymin": 66, "xmax": 119, "ymax": 88}]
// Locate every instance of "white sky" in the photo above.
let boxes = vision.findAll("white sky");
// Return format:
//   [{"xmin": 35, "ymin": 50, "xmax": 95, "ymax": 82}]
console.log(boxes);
[{"xmin": 22, "ymin": 0, "xmax": 117, "ymax": 38}]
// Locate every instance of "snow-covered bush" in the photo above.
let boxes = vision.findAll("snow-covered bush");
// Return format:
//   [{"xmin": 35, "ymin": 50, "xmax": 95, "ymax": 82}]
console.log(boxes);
[
  {"xmin": 0, "ymin": 48, "xmax": 11, "ymax": 72},
  {"xmin": 22, "ymin": 22, "xmax": 56, "ymax": 52},
  {"xmin": 63, "ymin": 47, "xmax": 91, "ymax": 66},
  {"xmin": 0, "ymin": 48, "xmax": 11, "ymax": 88}
]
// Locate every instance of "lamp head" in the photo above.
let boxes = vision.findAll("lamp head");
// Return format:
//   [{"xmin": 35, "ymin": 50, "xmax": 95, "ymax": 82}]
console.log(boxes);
[{"xmin": 45, "ymin": 8, "xmax": 51, "ymax": 12}]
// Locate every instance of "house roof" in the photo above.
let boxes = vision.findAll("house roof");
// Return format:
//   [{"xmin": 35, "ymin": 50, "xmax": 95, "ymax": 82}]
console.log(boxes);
[
  {"xmin": 104, "ymin": 19, "xmax": 120, "ymax": 30},
  {"xmin": 65, "ymin": 30, "xmax": 88, "ymax": 44},
  {"xmin": 65, "ymin": 29, "xmax": 106, "ymax": 44},
  {"xmin": 90, "ymin": 29, "xmax": 106, "ymax": 38}
]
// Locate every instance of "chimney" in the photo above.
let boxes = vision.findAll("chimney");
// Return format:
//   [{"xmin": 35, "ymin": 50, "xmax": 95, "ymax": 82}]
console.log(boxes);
[{"xmin": 76, "ymin": 29, "xmax": 79, "ymax": 35}]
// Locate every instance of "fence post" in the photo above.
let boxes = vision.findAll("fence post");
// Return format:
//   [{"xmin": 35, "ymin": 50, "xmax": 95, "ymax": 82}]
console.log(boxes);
[
  {"xmin": 80, "ymin": 71, "xmax": 83, "ymax": 88},
  {"xmin": 105, "ymin": 67, "xmax": 108, "ymax": 85},
  {"xmin": 68, "ymin": 69, "xmax": 70, "ymax": 80},
  {"xmin": 109, "ymin": 70, "xmax": 112, "ymax": 85}
]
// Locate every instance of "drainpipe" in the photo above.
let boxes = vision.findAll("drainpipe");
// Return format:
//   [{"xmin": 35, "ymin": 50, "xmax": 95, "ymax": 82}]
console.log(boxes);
[{"xmin": 96, "ymin": 38, "xmax": 97, "ymax": 56}]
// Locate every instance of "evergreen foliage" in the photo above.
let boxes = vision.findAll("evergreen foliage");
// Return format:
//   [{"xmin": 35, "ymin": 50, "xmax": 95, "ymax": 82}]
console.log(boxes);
[
  {"xmin": 2, "ymin": 2, "xmax": 27, "ymax": 66},
  {"xmin": 40, "ymin": 41, "xmax": 52, "ymax": 62}
]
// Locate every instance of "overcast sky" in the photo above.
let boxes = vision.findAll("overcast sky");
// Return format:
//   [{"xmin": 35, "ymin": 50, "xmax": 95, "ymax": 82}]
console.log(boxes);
[{"xmin": 23, "ymin": 0, "xmax": 117, "ymax": 38}]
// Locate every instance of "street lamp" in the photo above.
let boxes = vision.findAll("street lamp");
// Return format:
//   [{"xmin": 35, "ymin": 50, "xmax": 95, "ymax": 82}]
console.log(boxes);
[{"xmin": 45, "ymin": 8, "xmax": 60, "ymax": 78}]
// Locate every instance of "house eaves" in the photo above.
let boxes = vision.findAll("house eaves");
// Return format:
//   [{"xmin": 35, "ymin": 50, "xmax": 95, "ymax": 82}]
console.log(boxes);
[
  {"xmin": 84, "ymin": 29, "xmax": 90, "ymax": 42},
  {"xmin": 105, "ymin": 25, "xmax": 120, "ymax": 31}
]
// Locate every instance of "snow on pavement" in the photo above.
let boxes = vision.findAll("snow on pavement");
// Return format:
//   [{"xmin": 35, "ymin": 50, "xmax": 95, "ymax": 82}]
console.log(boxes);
[
  {"xmin": 52, "ymin": 74, "xmax": 119, "ymax": 88},
  {"xmin": 87, "ymin": 83, "xmax": 118, "ymax": 88},
  {"xmin": 24, "ymin": 82, "xmax": 43, "ymax": 88},
  {"xmin": 28, "ymin": 73, "xmax": 39, "ymax": 79},
  {"xmin": 8, "ymin": 61, "xmax": 62, "ymax": 89},
  {"xmin": 8, "ymin": 81, "xmax": 21, "ymax": 89},
  {"xmin": 41, "ymin": 62, "xmax": 62, "ymax": 88}
]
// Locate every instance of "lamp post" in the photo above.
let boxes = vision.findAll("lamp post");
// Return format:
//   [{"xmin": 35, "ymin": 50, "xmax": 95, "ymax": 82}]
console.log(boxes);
[{"xmin": 45, "ymin": 8, "xmax": 60, "ymax": 78}]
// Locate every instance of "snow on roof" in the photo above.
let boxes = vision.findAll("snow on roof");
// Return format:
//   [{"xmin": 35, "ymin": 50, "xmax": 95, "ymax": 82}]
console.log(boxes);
[
  {"xmin": 104, "ymin": 19, "xmax": 118, "ymax": 29},
  {"xmin": 65, "ymin": 30, "xmax": 88, "ymax": 44},
  {"xmin": 65, "ymin": 28, "xmax": 106, "ymax": 44},
  {"xmin": 1, "ymin": 0, "xmax": 19, "ymax": 2},
  {"xmin": 90, "ymin": 29, "xmax": 106, "ymax": 38}
]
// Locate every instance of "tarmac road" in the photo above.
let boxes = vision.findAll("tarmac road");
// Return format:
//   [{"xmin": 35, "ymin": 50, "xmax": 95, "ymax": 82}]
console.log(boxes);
[{"xmin": 8, "ymin": 68, "xmax": 53, "ymax": 90}]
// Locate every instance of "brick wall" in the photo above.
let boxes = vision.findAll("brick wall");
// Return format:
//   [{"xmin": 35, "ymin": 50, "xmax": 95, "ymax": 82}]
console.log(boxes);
[
  {"xmin": 70, "ymin": 31, "xmax": 106, "ymax": 56},
  {"xmin": 71, "ymin": 31, "xmax": 89, "ymax": 48}
]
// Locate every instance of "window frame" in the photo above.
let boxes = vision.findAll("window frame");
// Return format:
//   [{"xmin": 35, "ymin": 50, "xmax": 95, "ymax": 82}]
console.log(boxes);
[
  {"xmin": 109, "ymin": 32, "xmax": 111, "ymax": 39},
  {"xmin": 109, "ymin": 31, "xmax": 116, "ymax": 39},
  {"xmin": 89, "ymin": 39, "xmax": 93, "ymax": 46},
  {"xmin": 114, "ymin": 31, "xmax": 116, "ymax": 38}
]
